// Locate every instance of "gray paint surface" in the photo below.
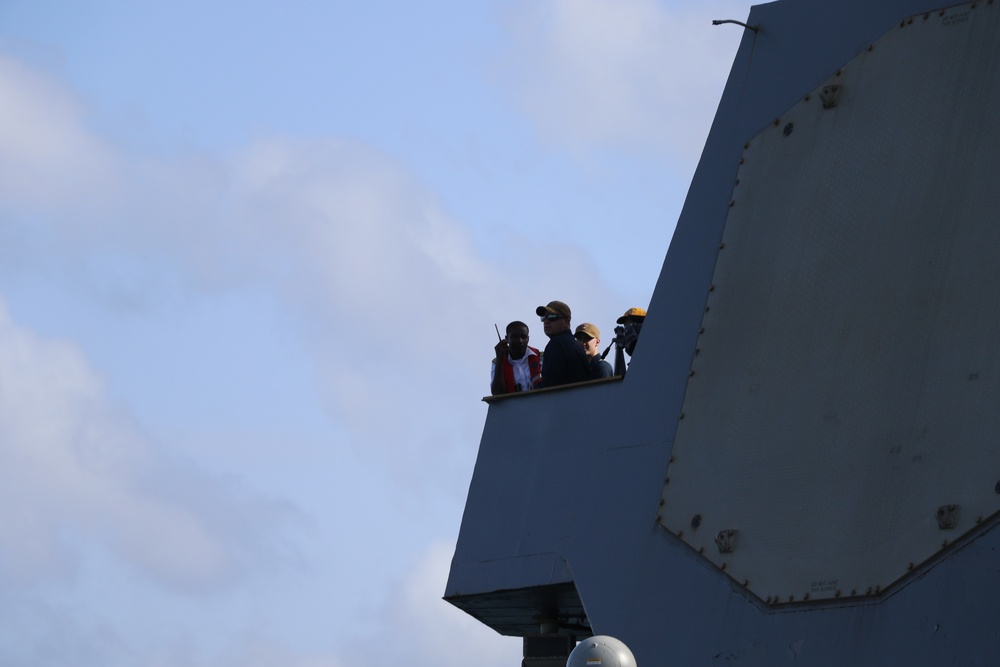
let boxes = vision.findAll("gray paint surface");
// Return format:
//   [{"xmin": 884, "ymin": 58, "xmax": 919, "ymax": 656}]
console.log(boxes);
[
  {"xmin": 661, "ymin": 3, "xmax": 1000, "ymax": 604},
  {"xmin": 447, "ymin": 0, "xmax": 1000, "ymax": 664}
]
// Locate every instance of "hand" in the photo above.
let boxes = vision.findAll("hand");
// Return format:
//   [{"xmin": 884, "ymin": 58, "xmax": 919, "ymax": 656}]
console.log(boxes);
[{"xmin": 494, "ymin": 339, "xmax": 509, "ymax": 360}]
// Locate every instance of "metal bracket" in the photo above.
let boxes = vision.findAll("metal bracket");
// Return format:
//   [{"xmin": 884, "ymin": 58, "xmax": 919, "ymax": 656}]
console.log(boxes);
[
  {"xmin": 936, "ymin": 504, "xmax": 958, "ymax": 530},
  {"xmin": 715, "ymin": 529, "xmax": 737, "ymax": 553},
  {"xmin": 820, "ymin": 84, "xmax": 841, "ymax": 109}
]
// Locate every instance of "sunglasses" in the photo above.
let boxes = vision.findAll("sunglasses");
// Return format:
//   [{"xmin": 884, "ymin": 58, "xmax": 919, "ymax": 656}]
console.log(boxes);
[{"xmin": 540, "ymin": 313, "xmax": 563, "ymax": 322}]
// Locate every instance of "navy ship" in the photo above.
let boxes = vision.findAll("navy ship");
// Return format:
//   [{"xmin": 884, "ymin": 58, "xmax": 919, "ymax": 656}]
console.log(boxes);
[{"xmin": 447, "ymin": 0, "xmax": 1000, "ymax": 664}]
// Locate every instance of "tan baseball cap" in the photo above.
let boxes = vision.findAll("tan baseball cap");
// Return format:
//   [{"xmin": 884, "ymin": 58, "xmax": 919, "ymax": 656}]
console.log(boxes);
[
  {"xmin": 574, "ymin": 323, "xmax": 600, "ymax": 340},
  {"xmin": 536, "ymin": 300, "xmax": 571, "ymax": 320}
]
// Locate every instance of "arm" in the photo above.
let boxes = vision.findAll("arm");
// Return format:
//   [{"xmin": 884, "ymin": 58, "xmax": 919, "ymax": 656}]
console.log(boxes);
[{"xmin": 490, "ymin": 340, "xmax": 510, "ymax": 396}]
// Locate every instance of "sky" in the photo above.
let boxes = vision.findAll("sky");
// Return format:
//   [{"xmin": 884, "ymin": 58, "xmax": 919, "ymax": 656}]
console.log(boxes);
[{"xmin": 0, "ymin": 1, "xmax": 747, "ymax": 665}]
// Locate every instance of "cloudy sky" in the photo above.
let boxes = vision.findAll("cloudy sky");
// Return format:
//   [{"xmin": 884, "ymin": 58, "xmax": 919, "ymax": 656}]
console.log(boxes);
[{"xmin": 0, "ymin": 1, "xmax": 746, "ymax": 665}]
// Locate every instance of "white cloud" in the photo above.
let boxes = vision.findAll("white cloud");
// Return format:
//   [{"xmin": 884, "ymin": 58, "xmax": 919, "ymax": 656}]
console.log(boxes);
[
  {"xmin": 499, "ymin": 0, "xmax": 747, "ymax": 159},
  {"xmin": 350, "ymin": 540, "xmax": 522, "ymax": 667},
  {"xmin": 228, "ymin": 137, "xmax": 499, "ymax": 329},
  {"xmin": 0, "ymin": 300, "xmax": 299, "ymax": 591},
  {"xmin": 0, "ymin": 54, "xmax": 119, "ymax": 212}
]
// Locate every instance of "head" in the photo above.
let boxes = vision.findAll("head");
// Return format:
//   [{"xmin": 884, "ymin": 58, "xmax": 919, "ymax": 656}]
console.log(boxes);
[
  {"xmin": 616, "ymin": 306, "xmax": 647, "ymax": 326},
  {"xmin": 574, "ymin": 322, "xmax": 601, "ymax": 358},
  {"xmin": 536, "ymin": 300, "xmax": 572, "ymax": 337},
  {"xmin": 505, "ymin": 321, "xmax": 530, "ymax": 359},
  {"xmin": 616, "ymin": 307, "xmax": 646, "ymax": 356}
]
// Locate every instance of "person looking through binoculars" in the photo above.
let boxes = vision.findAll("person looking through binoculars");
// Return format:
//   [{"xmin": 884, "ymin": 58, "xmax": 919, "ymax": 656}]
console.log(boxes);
[{"xmin": 608, "ymin": 307, "xmax": 646, "ymax": 376}]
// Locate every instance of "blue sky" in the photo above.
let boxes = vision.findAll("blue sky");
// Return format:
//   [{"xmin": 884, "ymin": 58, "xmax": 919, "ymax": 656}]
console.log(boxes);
[{"xmin": 0, "ymin": 1, "xmax": 746, "ymax": 665}]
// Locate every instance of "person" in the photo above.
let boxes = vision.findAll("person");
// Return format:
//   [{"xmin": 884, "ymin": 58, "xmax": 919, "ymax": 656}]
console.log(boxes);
[
  {"xmin": 535, "ymin": 300, "xmax": 590, "ymax": 388},
  {"xmin": 616, "ymin": 307, "xmax": 646, "ymax": 355},
  {"xmin": 575, "ymin": 323, "xmax": 613, "ymax": 379},
  {"xmin": 490, "ymin": 321, "xmax": 542, "ymax": 395},
  {"xmin": 612, "ymin": 306, "xmax": 647, "ymax": 375}
]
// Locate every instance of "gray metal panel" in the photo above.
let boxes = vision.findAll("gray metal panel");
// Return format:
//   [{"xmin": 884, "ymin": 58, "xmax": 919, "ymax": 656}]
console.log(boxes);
[{"xmin": 660, "ymin": 1, "xmax": 1000, "ymax": 603}]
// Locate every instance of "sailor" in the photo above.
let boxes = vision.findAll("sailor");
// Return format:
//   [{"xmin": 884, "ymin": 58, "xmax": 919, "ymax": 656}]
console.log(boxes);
[
  {"xmin": 535, "ymin": 300, "xmax": 590, "ymax": 388},
  {"xmin": 490, "ymin": 321, "xmax": 542, "ymax": 395},
  {"xmin": 575, "ymin": 322, "xmax": 614, "ymax": 379},
  {"xmin": 612, "ymin": 306, "xmax": 647, "ymax": 375},
  {"xmin": 617, "ymin": 306, "xmax": 646, "ymax": 356}
]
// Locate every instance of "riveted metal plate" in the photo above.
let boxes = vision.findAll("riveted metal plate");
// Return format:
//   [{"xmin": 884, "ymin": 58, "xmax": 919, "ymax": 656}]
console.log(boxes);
[{"xmin": 660, "ymin": 1, "xmax": 1000, "ymax": 604}]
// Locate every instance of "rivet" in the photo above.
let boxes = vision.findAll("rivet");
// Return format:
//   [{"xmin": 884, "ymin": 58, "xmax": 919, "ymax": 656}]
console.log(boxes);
[
  {"xmin": 772, "ymin": 118, "xmax": 780, "ymax": 127},
  {"xmin": 665, "ymin": 477, "xmax": 670, "ymax": 484},
  {"xmin": 836, "ymin": 69, "xmax": 842, "ymax": 76},
  {"xmin": 719, "ymin": 243, "xmax": 726, "ymax": 249},
  {"xmin": 698, "ymin": 546, "xmax": 704, "ymax": 554},
  {"xmin": 868, "ymin": 44, "xmax": 874, "ymax": 51},
  {"xmin": 669, "ymin": 455, "xmax": 675, "ymax": 463},
  {"xmin": 875, "ymin": 585, "xmax": 881, "ymax": 593},
  {"xmin": 923, "ymin": 12, "xmax": 930, "ymax": 19},
  {"xmin": 866, "ymin": 587, "xmax": 873, "ymax": 594},
  {"xmin": 729, "ymin": 200, "xmax": 735, "ymax": 208},
  {"xmin": 677, "ymin": 530, "xmax": 684, "ymax": 538},
  {"xmin": 803, "ymin": 593, "xmax": 810, "ymax": 601},
  {"xmin": 691, "ymin": 514, "xmax": 702, "ymax": 529},
  {"xmin": 742, "ymin": 579, "xmax": 749, "ymax": 587},
  {"xmin": 734, "ymin": 178, "xmax": 740, "ymax": 185},
  {"xmin": 709, "ymin": 284, "xmax": 715, "ymax": 292},
  {"xmin": 689, "ymin": 370, "xmax": 695, "ymax": 377},
  {"xmin": 942, "ymin": 539, "xmax": 949, "ymax": 547},
  {"xmin": 835, "ymin": 590, "xmax": 842, "ymax": 598},
  {"xmin": 804, "ymin": 94, "xmax": 811, "ymax": 102},
  {"xmin": 788, "ymin": 595, "xmax": 794, "ymax": 602},
  {"xmin": 977, "ymin": 516, "xmax": 983, "ymax": 524},
  {"xmin": 851, "ymin": 589, "xmax": 857, "ymax": 596},
  {"xmin": 994, "ymin": 479, "xmax": 1000, "ymax": 494},
  {"xmin": 658, "ymin": 499, "xmax": 665, "ymax": 506},
  {"xmin": 721, "ymin": 563, "xmax": 727, "ymax": 571},
  {"xmin": 679, "ymin": 413, "xmax": 685, "ymax": 420},
  {"xmin": 744, "ymin": 142, "xmax": 750, "ymax": 149},
  {"xmin": 907, "ymin": 562, "xmax": 914, "ymax": 570},
  {"xmin": 694, "ymin": 348, "xmax": 701, "ymax": 356}
]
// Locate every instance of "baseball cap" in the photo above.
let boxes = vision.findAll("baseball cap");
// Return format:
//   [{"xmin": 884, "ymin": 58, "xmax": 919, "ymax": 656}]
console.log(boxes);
[
  {"xmin": 574, "ymin": 323, "xmax": 600, "ymax": 340},
  {"xmin": 535, "ymin": 300, "xmax": 571, "ymax": 320},
  {"xmin": 616, "ymin": 307, "xmax": 647, "ymax": 324}
]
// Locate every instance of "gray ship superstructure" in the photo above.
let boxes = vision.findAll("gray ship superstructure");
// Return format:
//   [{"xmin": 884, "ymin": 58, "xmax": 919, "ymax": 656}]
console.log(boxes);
[{"xmin": 447, "ymin": 0, "xmax": 1000, "ymax": 664}]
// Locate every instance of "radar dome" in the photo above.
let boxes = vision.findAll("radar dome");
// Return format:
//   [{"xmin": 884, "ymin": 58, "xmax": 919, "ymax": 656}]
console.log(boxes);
[{"xmin": 566, "ymin": 635, "xmax": 636, "ymax": 667}]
